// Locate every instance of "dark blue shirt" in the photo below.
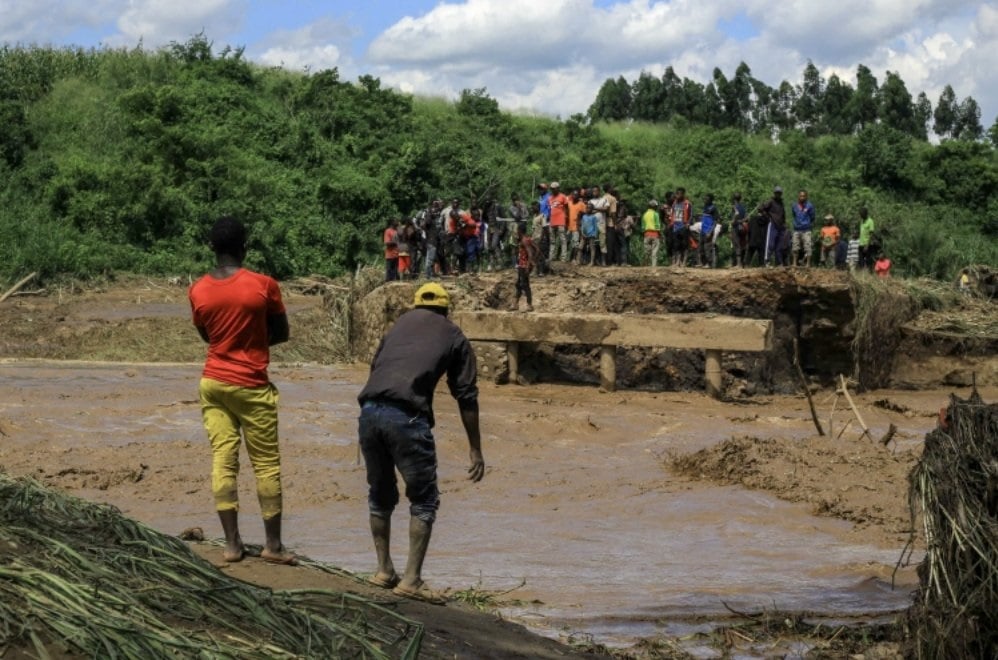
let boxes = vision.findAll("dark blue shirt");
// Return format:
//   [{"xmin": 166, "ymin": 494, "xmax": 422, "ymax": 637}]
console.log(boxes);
[
  {"xmin": 792, "ymin": 201, "xmax": 816, "ymax": 231},
  {"xmin": 359, "ymin": 308, "xmax": 478, "ymax": 426}
]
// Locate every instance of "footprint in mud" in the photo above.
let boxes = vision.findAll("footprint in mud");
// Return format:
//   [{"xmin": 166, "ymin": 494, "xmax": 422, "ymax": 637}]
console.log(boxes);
[{"xmin": 41, "ymin": 464, "xmax": 148, "ymax": 490}]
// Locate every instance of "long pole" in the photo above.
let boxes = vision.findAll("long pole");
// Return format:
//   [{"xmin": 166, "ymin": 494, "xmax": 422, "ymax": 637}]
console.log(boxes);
[
  {"xmin": 794, "ymin": 339, "xmax": 824, "ymax": 435},
  {"xmin": 0, "ymin": 272, "xmax": 38, "ymax": 305},
  {"xmin": 839, "ymin": 374, "xmax": 872, "ymax": 441}
]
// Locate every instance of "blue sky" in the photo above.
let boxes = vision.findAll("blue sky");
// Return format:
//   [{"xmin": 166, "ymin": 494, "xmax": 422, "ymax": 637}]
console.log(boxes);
[{"xmin": 2, "ymin": 1, "xmax": 996, "ymax": 125}]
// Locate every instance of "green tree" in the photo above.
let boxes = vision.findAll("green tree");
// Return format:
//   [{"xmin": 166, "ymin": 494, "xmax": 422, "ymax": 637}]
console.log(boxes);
[
  {"xmin": 853, "ymin": 124, "xmax": 913, "ymax": 190},
  {"xmin": 913, "ymin": 92, "xmax": 932, "ymax": 141},
  {"xmin": 793, "ymin": 61, "xmax": 824, "ymax": 135},
  {"xmin": 953, "ymin": 96, "xmax": 983, "ymax": 141},
  {"xmin": 0, "ymin": 98, "xmax": 32, "ymax": 167},
  {"xmin": 770, "ymin": 80, "xmax": 797, "ymax": 134},
  {"xmin": 631, "ymin": 71, "xmax": 664, "ymax": 121},
  {"xmin": 660, "ymin": 67, "xmax": 684, "ymax": 122},
  {"xmin": 680, "ymin": 78, "xmax": 707, "ymax": 124},
  {"xmin": 457, "ymin": 87, "xmax": 500, "ymax": 118},
  {"xmin": 920, "ymin": 139, "xmax": 998, "ymax": 212},
  {"xmin": 933, "ymin": 84, "xmax": 958, "ymax": 138},
  {"xmin": 820, "ymin": 74, "xmax": 854, "ymax": 135},
  {"xmin": 878, "ymin": 71, "xmax": 917, "ymax": 137},
  {"xmin": 846, "ymin": 64, "xmax": 878, "ymax": 130},
  {"xmin": 588, "ymin": 76, "xmax": 631, "ymax": 121},
  {"xmin": 749, "ymin": 78, "xmax": 774, "ymax": 134},
  {"xmin": 729, "ymin": 62, "xmax": 755, "ymax": 132},
  {"xmin": 988, "ymin": 115, "xmax": 998, "ymax": 148},
  {"xmin": 703, "ymin": 82, "xmax": 725, "ymax": 128}
]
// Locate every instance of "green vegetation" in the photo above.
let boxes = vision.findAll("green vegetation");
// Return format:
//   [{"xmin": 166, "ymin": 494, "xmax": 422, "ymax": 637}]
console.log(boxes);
[{"xmin": 1, "ymin": 37, "xmax": 996, "ymax": 283}]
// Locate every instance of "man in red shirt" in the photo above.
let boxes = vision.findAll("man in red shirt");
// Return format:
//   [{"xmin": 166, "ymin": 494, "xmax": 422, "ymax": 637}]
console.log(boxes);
[
  {"xmin": 567, "ymin": 189, "xmax": 586, "ymax": 263},
  {"xmin": 669, "ymin": 187, "xmax": 693, "ymax": 268},
  {"xmin": 189, "ymin": 216, "xmax": 294, "ymax": 565},
  {"xmin": 547, "ymin": 182, "xmax": 569, "ymax": 263},
  {"xmin": 383, "ymin": 218, "xmax": 400, "ymax": 282},
  {"xmin": 512, "ymin": 222, "xmax": 539, "ymax": 312}
]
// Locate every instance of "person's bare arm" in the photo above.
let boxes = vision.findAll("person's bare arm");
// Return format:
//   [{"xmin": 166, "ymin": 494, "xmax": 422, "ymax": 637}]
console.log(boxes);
[
  {"xmin": 458, "ymin": 400, "xmax": 484, "ymax": 482},
  {"xmin": 267, "ymin": 313, "xmax": 290, "ymax": 346}
]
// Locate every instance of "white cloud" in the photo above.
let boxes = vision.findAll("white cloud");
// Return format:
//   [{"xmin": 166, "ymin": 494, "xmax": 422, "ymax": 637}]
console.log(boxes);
[
  {"xmin": 254, "ymin": 19, "xmax": 356, "ymax": 72},
  {"xmin": 0, "ymin": 0, "xmax": 120, "ymax": 43},
  {"xmin": 0, "ymin": 0, "xmax": 995, "ymax": 127},
  {"xmin": 110, "ymin": 0, "xmax": 245, "ymax": 46},
  {"xmin": 258, "ymin": 44, "xmax": 342, "ymax": 72},
  {"xmin": 365, "ymin": 0, "xmax": 998, "ymax": 125}
]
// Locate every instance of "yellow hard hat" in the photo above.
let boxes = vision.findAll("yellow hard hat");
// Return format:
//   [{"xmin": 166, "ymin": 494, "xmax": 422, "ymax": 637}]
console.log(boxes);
[{"xmin": 413, "ymin": 282, "xmax": 450, "ymax": 309}]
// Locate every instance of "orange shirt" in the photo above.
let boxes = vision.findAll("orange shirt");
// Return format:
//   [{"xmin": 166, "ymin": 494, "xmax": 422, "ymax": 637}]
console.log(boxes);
[
  {"xmin": 189, "ymin": 269, "xmax": 285, "ymax": 387},
  {"xmin": 460, "ymin": 216, "xmax": 478, "ymax": 239},
  {"xmin": 820, "ymin": 225, "xmax": 840, "ymax": 248},
  {"xmin": 567, "ymin": 200, "xmax": 585, "ymax": 232},
  {"xmin": 384, "ymin": 227, "xmax": 399, "ymax": 259},
  {"xmin": 549, "ymin": 193, "xmax": 569, "ymax": 227}
]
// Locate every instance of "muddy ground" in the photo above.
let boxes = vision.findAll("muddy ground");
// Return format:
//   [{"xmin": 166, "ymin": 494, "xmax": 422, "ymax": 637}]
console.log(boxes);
[{"xmin": 1, "ymin": 270, "xmax": 996, "ymax": 658}]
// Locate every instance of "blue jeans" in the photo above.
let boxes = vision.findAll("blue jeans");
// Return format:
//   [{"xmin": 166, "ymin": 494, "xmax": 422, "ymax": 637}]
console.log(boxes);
[
  {"xmin": 424, "ymin": 244, "xmax": 438, "ymax": 278},
  {"xmin": 358, "ymin": 401, "xmax": 439, "ymax": 523},
  {"xmin": 767, "ymin": 226, "xmax": 787, "ymax": 266}
]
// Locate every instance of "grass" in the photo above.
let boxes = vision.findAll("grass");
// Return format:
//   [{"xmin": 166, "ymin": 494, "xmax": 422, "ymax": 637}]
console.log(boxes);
[{"xmin": 448, "ymin": 577, "xmax": 528, "ymax": 613}]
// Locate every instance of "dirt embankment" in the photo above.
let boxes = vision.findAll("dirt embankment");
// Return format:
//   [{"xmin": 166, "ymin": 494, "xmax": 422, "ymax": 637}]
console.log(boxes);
[
  {"xmin": 2, "ymin": 268, "xmax": 993, "ymax": 394},
  {"xmin": 670, "ymin": 433, "xmax": 921, "ymax": 542},
  {"xmin": 348, "ymin": 267, "xmax": 998, "ymax": 395}
]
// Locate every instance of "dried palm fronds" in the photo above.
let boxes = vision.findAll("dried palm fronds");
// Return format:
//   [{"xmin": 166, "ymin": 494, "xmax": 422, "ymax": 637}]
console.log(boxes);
[
  {"xmin": 903, "ymin": 389, "xmax": 998, "ymax": 659},
  {"xmin": 0, "ymin": 473, "xmax": 422, "ymax": 659}
]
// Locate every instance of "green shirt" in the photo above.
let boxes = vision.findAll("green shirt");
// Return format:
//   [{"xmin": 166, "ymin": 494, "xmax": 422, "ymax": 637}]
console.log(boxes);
[
  {"xmin": 641, "ymin": 209, "xmax": 661, "ymax": 234},
  {"xmin": 859, "ymin": 217, "xmax": 875, "ymax": 246}
]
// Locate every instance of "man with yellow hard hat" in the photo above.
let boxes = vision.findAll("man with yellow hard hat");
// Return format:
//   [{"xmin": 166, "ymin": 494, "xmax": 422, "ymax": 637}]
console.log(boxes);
[{"xmin": 356, "ymin": 282, "xmax": 485, "ymax": 604}]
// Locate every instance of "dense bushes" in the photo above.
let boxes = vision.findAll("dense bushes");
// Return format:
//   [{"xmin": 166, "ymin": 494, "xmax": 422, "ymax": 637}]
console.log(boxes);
[{"xmin": 0, "ymin": 38, "xmax": 996, "ymax": 283}]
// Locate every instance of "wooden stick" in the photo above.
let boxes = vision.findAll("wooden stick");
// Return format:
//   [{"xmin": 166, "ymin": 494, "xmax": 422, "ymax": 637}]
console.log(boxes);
[
  {"xmin": 879, "ymin": 423, "xmax": 898, "ymax": 447},
  {"xmin": 836, "ymin": 418, "xmax": 853, "ymax": 441},
  {"xmin": 0, "ymin": 272, "xmax": 38, "ymax": 304},
  {"xmin": 829, "ymin": 391, "xmax": 838, "ymax": 438},
  {"xmin": 838, "ymin": 374, "xmax": 872, "ymax": 441},
  {"xmin": 794, "ymin": 339, "xmax": 824, "ymax": 435}
]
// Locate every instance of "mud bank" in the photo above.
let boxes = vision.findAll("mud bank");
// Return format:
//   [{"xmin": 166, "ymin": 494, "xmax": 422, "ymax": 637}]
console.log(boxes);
[{"xmin": 348, "ymin": 267, "xmax": 996, "ymax": 395}]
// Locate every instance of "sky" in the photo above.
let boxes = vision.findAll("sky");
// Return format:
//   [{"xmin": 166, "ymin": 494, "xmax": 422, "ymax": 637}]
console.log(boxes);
[{"xmin": 2, "ymin": 0, "xmax": 996, "ymax": 128}]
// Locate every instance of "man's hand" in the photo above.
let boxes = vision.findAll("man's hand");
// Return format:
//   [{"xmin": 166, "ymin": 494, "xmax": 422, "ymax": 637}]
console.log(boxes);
[{"xmin": 467, "ymin": 448, "xmax": 485, "ymax": 482}]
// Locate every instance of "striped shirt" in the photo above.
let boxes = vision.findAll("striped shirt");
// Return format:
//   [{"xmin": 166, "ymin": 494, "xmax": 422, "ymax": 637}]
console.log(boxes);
[{"xmin": 846, "ymin": 239, "xmax": 860, "ymax": 266}]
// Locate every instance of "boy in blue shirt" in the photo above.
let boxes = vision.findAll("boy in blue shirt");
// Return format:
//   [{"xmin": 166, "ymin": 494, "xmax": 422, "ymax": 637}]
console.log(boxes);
[
  {"xmin": 581, "ymin": 203, "xmax": 600, "ymax": 267},
  {"xmin": 791, "ymin": 189, "xmax": 816, "ymax": 267},
  {"xmin": 698, "ymin": 194, "xmax": 719, "ymax": 268}
]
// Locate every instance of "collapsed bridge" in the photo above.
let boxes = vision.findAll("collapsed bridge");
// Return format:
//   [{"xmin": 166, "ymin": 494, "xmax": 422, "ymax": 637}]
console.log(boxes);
[{"xmin": 452, "ymin": 310, "xmax": 772, "ymax": 396}]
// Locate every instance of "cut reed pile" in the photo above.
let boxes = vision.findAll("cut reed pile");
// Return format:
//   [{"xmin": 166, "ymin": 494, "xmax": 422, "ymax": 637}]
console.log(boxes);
[
  {"xmin": 849, "ymin": 274, "xmax": 921, "ymax": 389},
  {"xmin": 0, "ymin": 472, "xmax": 422, "ymax": 659},
  {"xmin": 904, "ymin": 389, "xmax": 997, "ymax": 659}
]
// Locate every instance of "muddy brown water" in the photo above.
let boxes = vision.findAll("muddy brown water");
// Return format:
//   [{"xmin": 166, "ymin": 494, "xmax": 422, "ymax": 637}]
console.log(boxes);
[{"xmin": 1, "ymin": 360, "xmax": 968, "ymax": 649}]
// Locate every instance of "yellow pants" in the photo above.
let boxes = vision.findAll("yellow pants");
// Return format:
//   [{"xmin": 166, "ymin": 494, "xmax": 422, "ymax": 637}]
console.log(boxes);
[{"xmin": 199, "ymin": 378, "xmax": 282, "ymax": 520}]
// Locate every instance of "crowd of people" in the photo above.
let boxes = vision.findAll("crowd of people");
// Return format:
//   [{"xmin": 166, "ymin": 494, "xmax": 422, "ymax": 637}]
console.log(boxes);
[{"xmin": 381, "ymin": 183, "xmax": 893, "ymax": 284}]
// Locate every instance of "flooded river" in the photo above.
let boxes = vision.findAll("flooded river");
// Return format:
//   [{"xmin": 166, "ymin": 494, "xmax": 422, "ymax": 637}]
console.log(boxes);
[{"xmin": 0, "ymin": 360, "xmax": 946, "ymax": 648}]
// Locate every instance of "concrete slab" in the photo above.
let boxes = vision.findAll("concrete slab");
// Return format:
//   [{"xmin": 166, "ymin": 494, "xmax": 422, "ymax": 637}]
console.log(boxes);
[{"xmin": 451, "ymin": 311, "xmax": 772, "ymax": 352}]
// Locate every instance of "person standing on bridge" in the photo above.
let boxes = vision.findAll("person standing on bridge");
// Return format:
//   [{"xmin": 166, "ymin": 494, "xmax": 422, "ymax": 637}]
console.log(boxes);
[
  {"xmin": 357, "ymin": 282, "xmax": 485, "ymax": 604},
  {"xmin": 512, "ymin": 222, "xmax": 539, "ymax": 312},
  {"xmin": 641, "ymin": 199, "xmax": 662, "ymax": 267},
  {"xmin": 189, "ymin": 215, "xmax": 296, "ymax": 566},
  {"xmin": 757, "ymin": 186, "xmax": 787, "ymax": 267}
]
